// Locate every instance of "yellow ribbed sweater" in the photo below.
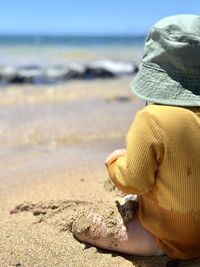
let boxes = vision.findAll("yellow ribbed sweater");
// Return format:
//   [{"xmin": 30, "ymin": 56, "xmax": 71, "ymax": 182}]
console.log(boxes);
[{"xmin": 107, "ymin": 104, "xmax": 200, "ymax": 260}]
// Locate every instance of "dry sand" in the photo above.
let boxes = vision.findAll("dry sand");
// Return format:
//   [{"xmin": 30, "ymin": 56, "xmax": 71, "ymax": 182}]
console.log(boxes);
[{"xmin": 0, "ymin": 78, "xmax": 198, "ymax": 267}]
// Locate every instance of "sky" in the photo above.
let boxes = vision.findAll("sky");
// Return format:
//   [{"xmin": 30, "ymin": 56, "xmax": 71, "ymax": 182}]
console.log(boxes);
[{"xmin": 0, "ymin": 0, "xmax": 200, "ymax": 35}]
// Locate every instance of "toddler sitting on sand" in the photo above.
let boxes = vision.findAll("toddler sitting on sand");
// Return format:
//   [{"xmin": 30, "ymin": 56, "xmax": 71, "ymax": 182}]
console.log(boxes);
[{"xmin": 74, "ymin": 14, "xmax": 200, "ymax": 261}]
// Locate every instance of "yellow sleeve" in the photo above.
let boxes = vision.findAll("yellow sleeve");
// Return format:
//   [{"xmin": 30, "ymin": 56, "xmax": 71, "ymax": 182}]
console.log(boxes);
[{"xmin": 107, "ymin": 110, "xmax": 163, "ymax": 195}]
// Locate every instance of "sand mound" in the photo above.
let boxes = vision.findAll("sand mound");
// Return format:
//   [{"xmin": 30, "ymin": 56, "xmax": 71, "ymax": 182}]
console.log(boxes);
[
  {"xmin": 10, "ymin": 200, "xmax": 200, "ymax": 266},
  {"xmin": 11, "ymin": 199, "xmax": 138, "ymax": 232}
]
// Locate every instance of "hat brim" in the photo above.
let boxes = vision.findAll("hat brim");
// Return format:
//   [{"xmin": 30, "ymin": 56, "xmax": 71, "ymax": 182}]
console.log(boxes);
[{"xmin": 131, "ymin": 64, "xmax": 200, "ymax": 106}]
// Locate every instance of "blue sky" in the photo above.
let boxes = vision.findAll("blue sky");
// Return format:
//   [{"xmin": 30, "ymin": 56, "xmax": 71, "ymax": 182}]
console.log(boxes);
[{"xmin": 0, "ymin": 0, "xmax": 200, "ymax": 35}]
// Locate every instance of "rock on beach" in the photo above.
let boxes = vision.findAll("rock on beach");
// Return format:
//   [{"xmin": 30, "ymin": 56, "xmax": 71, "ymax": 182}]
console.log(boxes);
[{"xmin": 0, "ymin": 60, "xmax": 139, "ymax": 84}]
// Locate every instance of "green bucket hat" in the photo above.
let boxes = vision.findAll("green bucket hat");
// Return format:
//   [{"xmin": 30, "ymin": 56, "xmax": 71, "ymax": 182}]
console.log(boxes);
[{"xmin": 131, "ymin": 14, "xmax": 200, "ymax": 106}]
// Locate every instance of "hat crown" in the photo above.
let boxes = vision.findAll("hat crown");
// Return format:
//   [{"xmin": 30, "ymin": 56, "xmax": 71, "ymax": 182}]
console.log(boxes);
[{"xmin": 143, "ymin": 14, "xmax": 200, "ymax": 75}]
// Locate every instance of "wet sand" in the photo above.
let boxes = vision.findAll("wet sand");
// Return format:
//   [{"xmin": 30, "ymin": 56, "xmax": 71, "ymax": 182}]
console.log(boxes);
[{"xmin": 0, "ymin": 78, "xmax": 197, "ymax": 267}]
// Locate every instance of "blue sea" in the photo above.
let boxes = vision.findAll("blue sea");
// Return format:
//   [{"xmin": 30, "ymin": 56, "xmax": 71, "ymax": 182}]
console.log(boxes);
[
  {"xmin": 0, "ymin": 35, "xmax": 144, "ymax": 65},
  {"xmin": 0, "ymin": 35, "xmax": 145, "ymax": 84}
]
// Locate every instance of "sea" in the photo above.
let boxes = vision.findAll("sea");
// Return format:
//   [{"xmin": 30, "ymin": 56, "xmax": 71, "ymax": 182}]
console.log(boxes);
[
  {"xmin": 0, "ymin": 35, "xmax": 145, "ymax": 84},
  {"xmin": 0, "ymin": 35, "xmax": 144, "ymax": 64}
]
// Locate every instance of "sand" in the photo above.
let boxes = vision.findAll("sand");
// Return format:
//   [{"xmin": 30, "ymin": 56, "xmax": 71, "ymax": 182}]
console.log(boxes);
[{"xmin": 0, "ymin": 78, "xmax": 198, "ymax": 267}]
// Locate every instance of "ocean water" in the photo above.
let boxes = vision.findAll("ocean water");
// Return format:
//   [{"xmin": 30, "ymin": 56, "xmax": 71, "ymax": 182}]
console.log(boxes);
[
  {"xmin": 0, "ymin": 35, "xmax": 145, "ymax": 84},
  {"xmin": 0, "ymin": 35, "xmax": 145, "ymax": 65}
]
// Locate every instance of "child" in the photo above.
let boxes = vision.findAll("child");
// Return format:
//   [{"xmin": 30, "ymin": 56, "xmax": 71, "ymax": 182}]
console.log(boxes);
[{"xmin": 74, "ymin": 14, "xmax": 200, "ymax": 260}]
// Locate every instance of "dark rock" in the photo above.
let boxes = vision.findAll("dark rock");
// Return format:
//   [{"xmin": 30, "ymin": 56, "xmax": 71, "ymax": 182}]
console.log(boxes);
[
  {"xmin": 84, "ymin": 66, "xmax": 115, "ymax": 78},
  {"xmin": 18, "ymin": 66, "xmax": 42, "ymax": 83},
  {"xmin": 133, "ymin": 64, "xmax": 139, "ymax": 73},
  {"xmin": 0, "ymin": 60, "xmax": 139, "ymax": 85},
  {"xmin": 64, "ymin": 64, "xmax": 86, "ymax": 79},
  {"xmin": 9, "ymin": 75, "xmax": 26, "ymax": 84}
]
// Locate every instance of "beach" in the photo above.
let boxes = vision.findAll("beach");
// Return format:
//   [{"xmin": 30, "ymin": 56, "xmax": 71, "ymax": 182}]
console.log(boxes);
[
  {"xmin": 1, "ymin": 77, "xmax": 200, "ymax": 267},
  {"xmin": 0, "ymin": 76, "xmax": 170, "ymax": 267}
]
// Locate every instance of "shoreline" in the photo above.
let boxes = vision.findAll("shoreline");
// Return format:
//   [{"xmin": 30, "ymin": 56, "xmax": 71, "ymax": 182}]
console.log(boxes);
[{"xmin": 0, "ymin": 60, "xmax": 139, "ymax": 85}]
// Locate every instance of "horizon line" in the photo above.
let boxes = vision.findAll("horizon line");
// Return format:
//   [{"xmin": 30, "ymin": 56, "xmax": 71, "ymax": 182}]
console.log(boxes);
[{"xmin": 0, "ymin": 33, "xmax": 147, "ymax": 37}]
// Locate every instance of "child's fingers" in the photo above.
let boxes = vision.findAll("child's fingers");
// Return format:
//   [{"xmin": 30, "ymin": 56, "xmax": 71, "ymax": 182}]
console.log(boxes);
[{"xmin": 105, "ymin": 149, "xmax": 127, "ymax": 165}]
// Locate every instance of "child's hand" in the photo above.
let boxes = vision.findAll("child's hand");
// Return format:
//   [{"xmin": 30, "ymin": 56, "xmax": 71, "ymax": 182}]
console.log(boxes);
[{"xmin": 105, "ymin": 149, "xmax": 127, "ymax": 167}]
